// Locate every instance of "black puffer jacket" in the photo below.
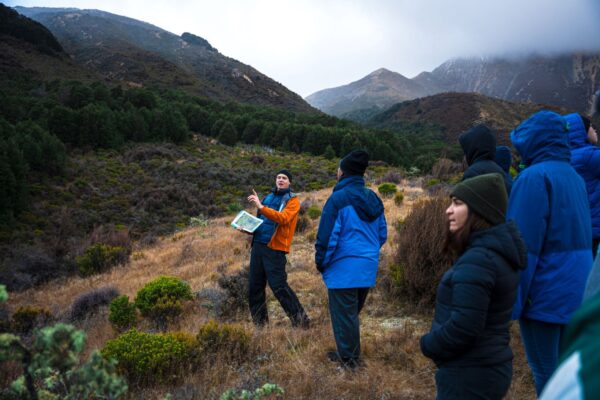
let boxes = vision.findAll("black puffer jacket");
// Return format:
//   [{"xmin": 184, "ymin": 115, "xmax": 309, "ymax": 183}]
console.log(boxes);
[
  {"xmin": 420, "ymin": 221, "xmax": 527, "ymax": 367},
  {"xmin": 459, "ymin": 125, "xmax": 511, "ymax": 194}
]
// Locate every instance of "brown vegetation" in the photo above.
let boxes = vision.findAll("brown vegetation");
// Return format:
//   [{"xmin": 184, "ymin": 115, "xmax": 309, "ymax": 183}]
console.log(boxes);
[{"xmin": 4, "ymin": 182, "xmax": 534, "ymax": 399}]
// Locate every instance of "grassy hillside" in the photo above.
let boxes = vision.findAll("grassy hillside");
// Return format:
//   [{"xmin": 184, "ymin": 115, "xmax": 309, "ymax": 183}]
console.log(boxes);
[{"xmin": 2, "ymin": 183, "xmax": 535, "ymax": 399}]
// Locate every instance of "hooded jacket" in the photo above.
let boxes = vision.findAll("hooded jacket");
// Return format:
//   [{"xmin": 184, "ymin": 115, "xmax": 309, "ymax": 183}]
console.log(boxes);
[
  {"xmin": 420, "ymin": 221, "xmax": 527, "ymax": 367},
  {"xmin": 315, "ymin": 175, "xmax": 387, "ymax": 289},
  {"xmin": 507, "ymin": 110, "xmax": 592, "ymax": 324},
  {"xmin": 495, "ymin": 145, "xmax": 514, "ymax": 188},
  {"xmin": 459, "ymin": 125, "xmax": 512, "ymax": 194},
  {"xmin": 565, "ymin": 113, "xmax": 600, "ymax": 239}
]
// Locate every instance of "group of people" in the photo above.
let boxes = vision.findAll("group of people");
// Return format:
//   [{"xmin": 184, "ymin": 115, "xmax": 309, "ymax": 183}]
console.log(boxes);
[
  {"xmin": 241, "ymin": 149, "xmax": 386, "ymax": 370},
  {"xmin": 237, "ymin": 93, "xmax": 600, "ymax": 399}
]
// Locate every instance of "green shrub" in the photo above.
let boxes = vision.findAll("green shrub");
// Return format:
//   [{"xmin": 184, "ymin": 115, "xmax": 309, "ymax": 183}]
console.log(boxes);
[
  {"xmin": 102, "ymin": 329, "xmax": 197, "ymax": 384},
  {"xmin": 1, "ymin": 323, "xmax": 127, "ymax": 399},
  {"xmin": 11, "ymin": 306, "xmax": 53, "ymax": 334},
  {"xmin": 394, "ymin": 191, "xmax": 404, "ymax": 206},
  {"xmin": 426, "ymin": 178, "xmax": 440, "ymax": 187},
  {"xmin": 134, "ymin": 276, "xmax": 193, "ymax": 329},
  {"xmin": 306, "ymin": 206, "xmax": 322, "ymax": 220},
  {"xmin": 221, "ymin": 383, "xmax": 284, "ymax": 400},
  {"xmin": 378, "ymin": 182, "xmax": 397, "ymax": 198},
  {"xmin": 109, "ymin": 295, "xmax": 137, "ymax": 331},
  {"xmin": 197, "ymin": 320, "xmax": 250, "ymax": 361},
  {"xmin": 76, "ymin": 243, "xmax": 128, "ymax": 276}
]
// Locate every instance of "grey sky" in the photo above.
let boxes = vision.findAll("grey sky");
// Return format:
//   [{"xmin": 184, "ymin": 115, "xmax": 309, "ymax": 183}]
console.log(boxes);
[{"xmin": 6, "ymin": 0, "xmax": 600, "ymax": 97}]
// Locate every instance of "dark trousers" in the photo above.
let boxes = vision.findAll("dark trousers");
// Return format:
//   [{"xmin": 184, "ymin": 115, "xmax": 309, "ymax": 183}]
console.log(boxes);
[
  {"xmin": 248, "ymin": 242, "xmax": 308, "ymax": 327},
  {"xmin": 435, "ymin": 362, "xmax": 512, "ymax": 400},
  {"xmin": 519, "ymin": 318, "xmax": 565, "ymax": 396},
  {"xmin": 328, "ymin": 288, "xmax": 369, "ymax": 361}
]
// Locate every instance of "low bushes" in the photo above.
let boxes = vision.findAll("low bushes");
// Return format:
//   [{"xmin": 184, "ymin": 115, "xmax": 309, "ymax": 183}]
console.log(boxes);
[
  {"xmin": 196, "ymin": 320, "xmax": 251, "ymax": 361},
  {"xmin": 76, "ymin": 244, "xmax": 129, "ymax": 276},
  {"xmin": 134, "ymin": 276, "xmax": 193, "ymax": 329},
  {"xmin": 378, "ymin": 183, "xmax": 397, "ymax": 198},
  {"xmin": 70, "ymin": 286, "xmax": 119, "ymax": 321},
  {"xmin": 102, "ymin": 329, "xmax": 197, "ymax": 384},
  {"xmin": 109, "ymin": 295, "xmax": 137, "ymax": 331}
]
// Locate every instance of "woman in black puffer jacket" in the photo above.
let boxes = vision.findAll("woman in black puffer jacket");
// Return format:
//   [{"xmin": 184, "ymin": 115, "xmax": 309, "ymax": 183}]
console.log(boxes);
[{"xmin": 420, "ymin": 173, "xmax": 527, "ymax": 400}]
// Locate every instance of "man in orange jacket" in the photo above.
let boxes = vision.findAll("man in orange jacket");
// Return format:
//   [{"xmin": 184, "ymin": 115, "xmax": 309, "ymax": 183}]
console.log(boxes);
[{"xmin": 245, "ymin": 169, "xmax": 309, "ymax": 328}]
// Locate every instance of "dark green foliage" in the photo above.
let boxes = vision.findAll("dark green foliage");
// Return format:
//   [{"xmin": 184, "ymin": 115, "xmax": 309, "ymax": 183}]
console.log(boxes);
[
  {"xmin": 14, "ymin": 120, "xmax": 66, "ymax": 174},
  {"xmin": 11, "ymin": 306, "xmax": 53, "ymax": 334},
  {"xmin": 152, "ymin": 104, "xmax": 189, "ymax": 143},
  {"xmin": 0, "ymin": 138, "xmax": 28, "ymax": 224},
  {"xmin": 324, "ymin": 144, "xmax": 336, "ymax": 159},
  {"xmin": 108, "ymin": 295, "xmax": 137, "ymax": 331},
  {"xmin": 101, "ymin": 329, "xmax": 197, "ymax": 384},
  {"xmin": 0, "ymin": 4, "xmax": 63, "ymax": 55},
  {"xmin": 306, "ymin": 206, "xmax": 322, "ymax": 220},
  {"xmin": 70, "ymin": 286, "xmax": 120, "ymax": 321},
  {"xmin": 218, "ymin": 121, "xmax": 239, "ymax": 146},
  {"xmin": 378, "ymin": 182, "xmax": 398, "ymax": 198},
  {"xmin": 1, "ymin": 323, "xmax": 127, "ymax": 399},
  {"xmin": 76, "ymin": 244, "xmax": 129, "ymax": 276},
  {"xmin": 196, "ymin": 320, "xmax": 251, "ymax": 361},
  {"xmin": 134, "ymin": 276, "xmax": 193, "ymax": 329}
]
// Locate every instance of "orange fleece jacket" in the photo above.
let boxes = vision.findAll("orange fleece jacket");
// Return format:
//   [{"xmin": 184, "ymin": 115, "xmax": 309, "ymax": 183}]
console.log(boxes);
[{"xmin": 259, "ymin": 196, "xmax": 300, "ymax": 253}]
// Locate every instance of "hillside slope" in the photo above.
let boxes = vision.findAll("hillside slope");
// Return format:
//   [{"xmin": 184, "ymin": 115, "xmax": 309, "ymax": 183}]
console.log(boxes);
[{"xmin": 14, "ymin": 6, "xmax": 315, "ymax": 113}]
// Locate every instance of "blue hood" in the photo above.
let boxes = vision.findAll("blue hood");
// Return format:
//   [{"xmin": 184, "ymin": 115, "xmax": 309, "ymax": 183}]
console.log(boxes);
[
  {"xmin": 510, "ymin": 110, "xmax": 570, "ymax": 167},
  {"xmin": 334, "ymin": 176, "xmax": 384, "ymax": 222},
  {"xmin": 494, "ymin": 146, "xmax": 512, "ymax": 173},
  {"xmin": 565, "ymin": 113, "xmax": 589, "ymax": 150}
]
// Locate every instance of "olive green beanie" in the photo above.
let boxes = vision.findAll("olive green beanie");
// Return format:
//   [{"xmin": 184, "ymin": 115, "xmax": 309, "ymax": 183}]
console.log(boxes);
[{"xmin": 450, "ymin": 173, "xmax": 507, "ymax": 225}]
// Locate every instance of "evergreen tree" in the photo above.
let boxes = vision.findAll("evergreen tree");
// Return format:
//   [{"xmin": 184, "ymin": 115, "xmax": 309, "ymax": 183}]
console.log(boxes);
[
  {"xmin": 324, "ymin": 144, "xmax": 336, "ymax": 159},
  {"xmin": 217, "ymin": 121, "xmax": 238, "ymax": 146},
  {"xmin": 241, "ymin": 120, "xmax": 263, "ymax": 144}
]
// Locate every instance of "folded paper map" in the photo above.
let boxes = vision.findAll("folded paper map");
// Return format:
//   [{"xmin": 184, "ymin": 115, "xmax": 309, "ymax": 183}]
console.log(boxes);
[{"xmin": 231, "ymin": 210, "xmax": 264, "ymax": 233}]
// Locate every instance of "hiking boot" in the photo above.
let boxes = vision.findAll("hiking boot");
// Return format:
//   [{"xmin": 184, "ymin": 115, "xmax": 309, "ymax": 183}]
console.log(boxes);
[{"xmin": 327, "ymin": 351, "xmax": 341, "ymax": 362}]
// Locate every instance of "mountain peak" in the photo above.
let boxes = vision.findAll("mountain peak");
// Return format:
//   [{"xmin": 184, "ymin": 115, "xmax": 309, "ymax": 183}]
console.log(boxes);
[{"xmin": 180, "ymin": 32, "xmax": 216, "ymax": 52}]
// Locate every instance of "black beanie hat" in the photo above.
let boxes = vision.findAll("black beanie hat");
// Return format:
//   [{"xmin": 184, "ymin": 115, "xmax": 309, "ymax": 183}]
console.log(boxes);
[
  {"xmin": 580, "ymin": 114, "xmax": 591, "ymax": 132},
  {"xmin": 450, "ymin": 173, "xmax": 507, "ymax": 225},
  {"xmin": 340, "ymin": 150, "xmax": 369, "ymax": 176},
  {"xmin": 276, "ymin": 169, "xmax": 292, "ymax": 182}
]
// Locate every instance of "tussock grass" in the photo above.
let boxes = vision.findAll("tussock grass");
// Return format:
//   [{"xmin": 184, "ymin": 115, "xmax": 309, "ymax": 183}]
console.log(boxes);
[{"xmin": 5, "ymin": 181, "xmax": 534, "ymax": 399}]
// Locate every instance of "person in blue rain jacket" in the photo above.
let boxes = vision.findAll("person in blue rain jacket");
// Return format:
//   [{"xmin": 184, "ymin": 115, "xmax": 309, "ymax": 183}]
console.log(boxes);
[{"xmin": 506, "ymin": 110, "xmax": 593, "ymax": 395}]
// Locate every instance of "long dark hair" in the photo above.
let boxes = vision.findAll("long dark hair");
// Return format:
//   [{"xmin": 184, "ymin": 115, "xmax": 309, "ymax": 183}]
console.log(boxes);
[{"xmin": 444, "ymin": 208, "xmax": 492, "ymax": 257}]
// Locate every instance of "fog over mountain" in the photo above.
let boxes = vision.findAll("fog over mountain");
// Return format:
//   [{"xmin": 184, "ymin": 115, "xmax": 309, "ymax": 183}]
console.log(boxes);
[{"xmin": 5, "ymin": 0, "xmax": 600, "ymax": 97}]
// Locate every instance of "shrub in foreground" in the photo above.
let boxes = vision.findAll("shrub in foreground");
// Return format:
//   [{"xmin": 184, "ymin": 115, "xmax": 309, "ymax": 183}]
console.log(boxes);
[
  {"xmin": 102, "ymin": 329, "xmax": 197, "ymax": 384},
  {"xmin": 134, "ymin": 276, "xmax": 193, "ymax": 329},
  {"xmin": 196, "ymin": 320, "xmax": 251, "ymax": 361},
  {"xmin": 76, "ymin": 243, "xmax": 128, "ymax": 276},
  {"xmin": 393, "ymin": 196, "xmax": 454, "ymax": 307}
]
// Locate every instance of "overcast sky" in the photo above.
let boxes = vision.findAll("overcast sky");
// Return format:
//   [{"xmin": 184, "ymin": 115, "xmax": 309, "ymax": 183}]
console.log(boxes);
[{"xmin": 6, "ymin": 0, "xmax": 600, "ymax": 97}]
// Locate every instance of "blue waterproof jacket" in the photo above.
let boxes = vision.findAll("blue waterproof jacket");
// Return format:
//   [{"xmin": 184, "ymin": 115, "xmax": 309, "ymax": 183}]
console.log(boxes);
[
  {"xmin": 565, "ymin": 113, "xmax": 600, "ymax": 239},
  {"xmin": 507, "ymin": 111, "xmax": 592, "ymax": 324},
  {"xmin": 315, "ymin": 176, "xmax": 387, "ymax": 289}
]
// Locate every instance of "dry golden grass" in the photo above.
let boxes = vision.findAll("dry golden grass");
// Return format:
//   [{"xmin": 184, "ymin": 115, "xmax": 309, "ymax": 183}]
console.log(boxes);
[{"xmin": 5, "ymin": 181, "xmax": 535, "ymax": 399}]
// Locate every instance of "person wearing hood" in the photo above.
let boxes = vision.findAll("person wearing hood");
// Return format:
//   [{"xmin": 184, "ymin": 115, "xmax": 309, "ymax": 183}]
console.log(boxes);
[
  {"xmin": 245, "ymin": 169, "xmax": 310, "ymax": 328},
  {"xmin": 494, "ymin": 145, "xmax": 514, "ymax": 188},
  {"xmin": 315, "ymin": 150, "xmax": 387, "ymax": 370},
  {"xmin": 420, "ymin": 173, "xmax": 527, "ymax": 400},
  {"xmin": 459, "ymin": 124, "xmax": 512, "ymax": 194},
  {"xmin": 565, "ymin": 113, "xmax": 600, "ymax": 257},
  {"xmin": 506, "ymin": 110, "xmax": 593, "ymax": 395}
]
